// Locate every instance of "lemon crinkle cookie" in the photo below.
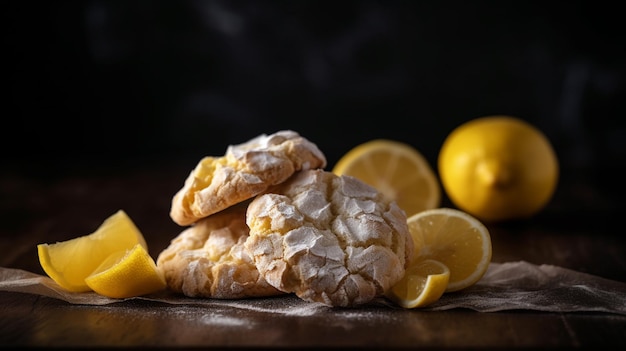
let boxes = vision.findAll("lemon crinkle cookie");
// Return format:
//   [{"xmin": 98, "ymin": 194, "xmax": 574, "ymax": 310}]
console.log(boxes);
[
  {"xmin": 157, "ymin": 203, "xmax": 284, "ymax": 298},
  {"xmin": 244, "ymin": 169, "xmax": 414, "ymax": 307},
  {"xmin": 170, "ymin": 130, "xmax": 327, "ymax": 226}
]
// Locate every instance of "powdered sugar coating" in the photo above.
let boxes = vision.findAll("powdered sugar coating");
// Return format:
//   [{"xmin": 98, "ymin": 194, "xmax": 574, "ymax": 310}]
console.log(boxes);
[
  {"xmin": 170, "ymin": 130, "xmax": 327, "ymax": 226},
  {"xmin": 157, "ymin": 203, "xmax": 284, "ymax": 299},
  {"xmin": 245, "ymin": 169, "xmax": 413, "ymax": 307}
]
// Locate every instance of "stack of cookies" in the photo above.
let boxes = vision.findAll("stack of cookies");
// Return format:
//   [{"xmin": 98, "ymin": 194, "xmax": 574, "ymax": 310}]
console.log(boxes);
[{"xmin": 157, "ymin": 130, "xmax": 414, "ymax": 307}]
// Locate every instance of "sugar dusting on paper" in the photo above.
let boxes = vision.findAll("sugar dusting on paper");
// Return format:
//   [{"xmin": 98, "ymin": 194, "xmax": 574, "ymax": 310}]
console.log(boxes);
[{"xmin": 1, "ymin": 261, "xmax": 625, "ymax": 315}]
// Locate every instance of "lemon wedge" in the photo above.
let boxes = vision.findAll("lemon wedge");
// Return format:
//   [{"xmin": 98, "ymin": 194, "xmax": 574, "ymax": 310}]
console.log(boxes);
[
  {"xmin": 85, "ymin": 244, "xmax": 166, "ymax": 299},
  {"xmin": 37, "ymin": 210, "xmax": 148, "ymax": 292},
  {"xmin": 387, "ymin": 259, "xmax": 450, "ymax": 308}
]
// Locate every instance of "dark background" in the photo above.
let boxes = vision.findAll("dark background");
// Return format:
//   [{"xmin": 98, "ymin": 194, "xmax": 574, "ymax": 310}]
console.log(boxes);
[
  {"xmin": 1, "ymin": 0, "xmax": 626, "ymax": 295},
  {"xmin": 3, "ymin": 0, "xmax": 625, "ymax": 179}
]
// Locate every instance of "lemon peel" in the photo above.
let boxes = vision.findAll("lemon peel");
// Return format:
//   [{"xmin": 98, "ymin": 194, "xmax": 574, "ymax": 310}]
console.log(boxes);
[
  {"xmin": 85, "ymin": 244, "xmax": 166, "ymax": 299},
  {"xmin": 438, "ymin": 115, "xmax": 558, "ymax": 222},
  {"xmin": 387, "ymin": 259, "xmax": 450, "ymax": 308}
]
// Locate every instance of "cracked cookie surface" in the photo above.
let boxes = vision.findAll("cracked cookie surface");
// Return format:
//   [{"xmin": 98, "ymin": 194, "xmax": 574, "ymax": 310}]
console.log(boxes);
[
  {"xmin": 157, "ymin": 202, "xmax": 284, "ymax": 299},
  {"xmin": 170, "ymin": 130, "xmax": 327, "ymax": 226},
  {"xmin": 244, "ymin": 169, "xmax": 414, "ymax": 307}
]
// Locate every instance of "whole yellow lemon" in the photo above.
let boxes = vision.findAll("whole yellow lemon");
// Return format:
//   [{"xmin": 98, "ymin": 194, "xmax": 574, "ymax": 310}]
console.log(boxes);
[{"xmin": 438, "ymin": 115, "xmax": 559, "ymax": 222}]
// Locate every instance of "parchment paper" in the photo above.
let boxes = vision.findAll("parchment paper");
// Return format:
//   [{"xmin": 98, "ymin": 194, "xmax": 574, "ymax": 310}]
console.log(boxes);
[{"xmin": 1, "ymin": 261, "xmax": 625, "ymax": 315}]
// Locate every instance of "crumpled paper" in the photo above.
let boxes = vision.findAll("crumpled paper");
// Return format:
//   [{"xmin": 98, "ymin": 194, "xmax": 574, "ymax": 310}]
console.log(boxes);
[
  {"xmin": 1, "ymin": 261, "xmax": 624, "ymax": 315},
  {"xmin": 417, "ymin": 261, "xmax": 626, "ymax": 314}
]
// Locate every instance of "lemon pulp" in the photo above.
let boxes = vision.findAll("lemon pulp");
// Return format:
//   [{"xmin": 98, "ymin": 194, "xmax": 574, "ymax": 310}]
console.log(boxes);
[{"xmin": 407, "ymin": 208, "xmax": 492, "ymax": 292}]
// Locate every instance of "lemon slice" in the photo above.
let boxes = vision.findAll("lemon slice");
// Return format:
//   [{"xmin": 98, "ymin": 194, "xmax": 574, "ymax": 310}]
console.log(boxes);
[
  {"xmin": 387, "ymin": 259, "xmax": 450, "ymax": 308},
  {"xmin": 37, "ymin": 210, "xmax": 148, "ymax": 292},
  {"xmin": 332, "ymin": 139, "xmax": 441, "ymax": 217},
  {"xmin": 407, "ymin": 208, "xmax": 492, "ymax": 292},
  {"xmin": 85, "ymin": 244, "xmax": 166, "ymax": 299}
]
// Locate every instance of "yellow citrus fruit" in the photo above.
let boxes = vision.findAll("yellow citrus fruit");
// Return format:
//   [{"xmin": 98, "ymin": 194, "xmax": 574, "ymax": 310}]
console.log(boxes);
[
  {"xmin": 332, "ymin": 139, "xmax": 441, "ymax": 217},
  {"xmin": 438, "ymin": 115, "xmax": 559, "ymax": 222},
  {"xmin": 407, "ymin": 208, "xmax": 492, "ymax": 292},
  {"xmin": 386, "ymin": 259, "xmax": 450, "ymax": 308},
  {"xmin": 85, "ymin": 243, "xmax": 166, "ymax": 299},
  {"xmin": 37, "ymin": 210, "xmax": 148, "ymax": 292}
]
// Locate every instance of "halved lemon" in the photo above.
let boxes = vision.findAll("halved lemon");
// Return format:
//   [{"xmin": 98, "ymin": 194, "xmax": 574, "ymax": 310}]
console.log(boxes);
[
  {"xmin": 387, "ymin": 259, "xmax": 450, "ymax": 308},
  {"xmin": 85, "ymin": 244, "xmax": 166, "ymax": 299},
  {"xmin": 37, "ymin": 210, "xmax": 148, "ymax": 292},
  {"xmin": 332, "ymin": 139, "xmax": 441, "ymax": 217},
  {"xmin": 407, "ymin": 208, "xmax": 492, "ymax": 292}
]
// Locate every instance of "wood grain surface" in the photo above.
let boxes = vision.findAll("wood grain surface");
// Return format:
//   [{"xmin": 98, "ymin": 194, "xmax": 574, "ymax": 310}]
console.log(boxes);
[{"xmin": 1, "ymin": 163, "xmax": 625, "ymax": 348}]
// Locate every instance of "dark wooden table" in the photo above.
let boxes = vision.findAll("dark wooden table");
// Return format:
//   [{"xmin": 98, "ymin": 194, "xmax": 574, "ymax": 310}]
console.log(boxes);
[{"xmin": 1, "ymin": 160, "xmax": 625, "ymax": 349}]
